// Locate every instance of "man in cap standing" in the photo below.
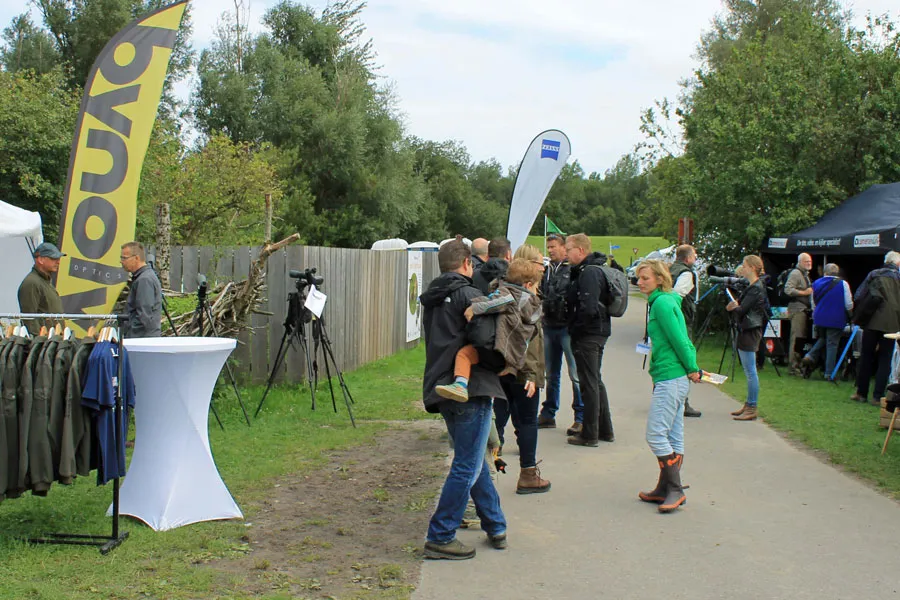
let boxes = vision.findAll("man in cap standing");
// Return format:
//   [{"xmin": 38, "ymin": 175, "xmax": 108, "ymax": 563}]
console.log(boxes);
[{"xmin": 17, "ymin": 242, "xmax": 65, "ymax": 333}]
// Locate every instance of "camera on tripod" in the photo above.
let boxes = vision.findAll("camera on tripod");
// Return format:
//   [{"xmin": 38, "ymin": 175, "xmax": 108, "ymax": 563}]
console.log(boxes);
[
  {"xmin": 706, "ymin": 266, "xmax": 748, "ymax": 294},
  {"xmin": 289, "ymin": 268, "xmax": 324, "ymax": 290}
]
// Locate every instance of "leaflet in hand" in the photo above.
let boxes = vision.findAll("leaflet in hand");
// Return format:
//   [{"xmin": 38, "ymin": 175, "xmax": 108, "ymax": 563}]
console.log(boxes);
[{"xmin": 699, "ymin": 371, "xmax": 728, "ymax": 385}]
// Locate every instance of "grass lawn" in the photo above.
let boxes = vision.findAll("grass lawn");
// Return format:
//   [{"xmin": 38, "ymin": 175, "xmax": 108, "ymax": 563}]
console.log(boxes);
[
  {"xmin": 526, "ymin": 235, "xmax": 670, "ymax": 264},
  {"xmin": 0, "ymin": 345, "xmax": 433, "ymax": 600},
  {"xmin": 695, "ymin": 335, "xmax": 900, "ymax": 497}
]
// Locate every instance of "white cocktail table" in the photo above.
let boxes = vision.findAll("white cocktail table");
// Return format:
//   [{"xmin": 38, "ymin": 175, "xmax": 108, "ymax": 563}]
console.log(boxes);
[{"xmin": 115, "ymin": 337, "xmax": 243, "ymax": 531}]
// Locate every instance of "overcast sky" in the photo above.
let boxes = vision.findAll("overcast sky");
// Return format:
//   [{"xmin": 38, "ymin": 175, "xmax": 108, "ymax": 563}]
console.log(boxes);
[{"xmin": 2, "ymin": 0, "xmax": 897, "ymax": 174}]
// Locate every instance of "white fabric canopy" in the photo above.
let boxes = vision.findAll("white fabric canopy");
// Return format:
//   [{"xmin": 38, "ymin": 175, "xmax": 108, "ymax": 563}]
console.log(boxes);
[
  {"xmin": 115, "ymin": 337, "xmax": 243, "ymax": 531},
  {"xmin": 0, "ymin": 201, "xmax": 42, "ymax": 314}
]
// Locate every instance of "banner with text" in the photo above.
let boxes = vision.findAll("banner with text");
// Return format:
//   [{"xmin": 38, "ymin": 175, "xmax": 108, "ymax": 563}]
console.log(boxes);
[
  {"xmin": 56, "ymin": 1, "xmax": 188, "ymax": 329},
  {"xmin": 407, "ymin": 252, "xmax": 423, "ymax": 342},
  {"xmin": 506, "ymin": 130, "xmax": 571, "ymax": 251}
]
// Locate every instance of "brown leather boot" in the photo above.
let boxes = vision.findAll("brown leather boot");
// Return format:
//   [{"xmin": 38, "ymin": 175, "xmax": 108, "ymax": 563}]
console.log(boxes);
[
  {"xmin": 516, "ymin": 463, "xmax": 551, "ymax": 494},
  {"xmin": 733, "ymin": 406, "xmax": 758, "ymax": 421},
  {"xmin": 658, "ymin": 453, "xmax": 686, "ymax": 513},
  {"xmin": 730, "ymin": 403, "xmax": 748, "ymax": 416}
]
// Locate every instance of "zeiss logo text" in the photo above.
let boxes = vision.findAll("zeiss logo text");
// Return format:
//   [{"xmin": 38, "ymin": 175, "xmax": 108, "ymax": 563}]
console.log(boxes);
[{"xmin": 541, "ymin": 140, "xmax": 561, "ymax": 160}]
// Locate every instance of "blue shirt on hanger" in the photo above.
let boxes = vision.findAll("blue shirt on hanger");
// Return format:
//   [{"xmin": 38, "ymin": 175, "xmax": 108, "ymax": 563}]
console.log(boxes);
[{"xmin": 81, "ymin": 341, "xmax": 135, "ymax": 485}]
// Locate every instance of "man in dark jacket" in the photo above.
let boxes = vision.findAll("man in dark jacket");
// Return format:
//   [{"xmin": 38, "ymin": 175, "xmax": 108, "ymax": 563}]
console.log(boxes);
[
  {"xmin": 472, "ymin": 237, "xmax": 511, "ymax": 295},
  {"xmin": 471, "ymin": 238, "xmax": 489, "ymax": 271},
  {"xmin": 538, "ymin": 233, "xmax": 584, "ymax": 435},
  {"xmin": 17, "ymin": 242, "xmax": 65, "ymax": 334},
  {"xmin": 669, "ymin": 244, "xmax": 702, "ymax": 417},
  {"xmin": 564, "ymin": 233, "xmax": 614, "ymax": 446},
  {"xmin": 120, "ymin": 242, "xmax": 162, "ymax": 338},
  {"xmin": 851, "ymin": 252, "xmax": 900, "ymax": 404},
  {"xmin": 420, "ymin": 239, "xmax": 507, "ymax": 560}
]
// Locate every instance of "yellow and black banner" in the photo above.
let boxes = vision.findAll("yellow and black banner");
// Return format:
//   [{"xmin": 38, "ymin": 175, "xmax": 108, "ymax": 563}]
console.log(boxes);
[{"xmin": 56, "ymin": 1, "xmax": 188, "ymax": 330}]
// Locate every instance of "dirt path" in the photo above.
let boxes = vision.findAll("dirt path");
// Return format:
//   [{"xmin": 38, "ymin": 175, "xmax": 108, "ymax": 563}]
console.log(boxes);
[{"xmin": 210, "ymin": 421, "xmax": 447, "ymax": 599}]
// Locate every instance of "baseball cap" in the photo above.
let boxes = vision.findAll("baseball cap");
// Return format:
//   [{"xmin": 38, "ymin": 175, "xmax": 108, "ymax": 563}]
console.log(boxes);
[{"xmin": 33, "ymin": 242, "xmax": 66, "ymax": 259}]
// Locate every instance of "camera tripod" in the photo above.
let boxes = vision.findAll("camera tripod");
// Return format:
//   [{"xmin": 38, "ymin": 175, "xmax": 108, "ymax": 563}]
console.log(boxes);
[
  {"xmin": 194, "ymin": 281, "xmax": 252, "ymax": 428},
  {"xmin": 253, "ymin": 281, "xmax": 356, "ymax": 427}
]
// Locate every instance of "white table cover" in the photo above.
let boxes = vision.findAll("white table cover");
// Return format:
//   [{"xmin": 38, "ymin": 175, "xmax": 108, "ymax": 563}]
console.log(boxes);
[{"xmin": 113, "ymin": 337, "xmax": 243, "ymax": 531}]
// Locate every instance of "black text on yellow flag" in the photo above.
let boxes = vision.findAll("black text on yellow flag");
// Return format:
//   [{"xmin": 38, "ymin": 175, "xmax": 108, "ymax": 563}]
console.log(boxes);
[{"xmin": 56, "ymin": 1, "xmax": 188, "ymax": 331}]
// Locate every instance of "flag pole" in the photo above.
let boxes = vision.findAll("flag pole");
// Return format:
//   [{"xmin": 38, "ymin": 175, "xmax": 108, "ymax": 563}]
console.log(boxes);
[{"xmin": 543, "ymin": 214, "xmax": 547, "ymax": 257}]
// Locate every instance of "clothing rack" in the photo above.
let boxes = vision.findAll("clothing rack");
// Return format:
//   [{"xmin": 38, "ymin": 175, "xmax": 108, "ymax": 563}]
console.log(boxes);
[{"xmin": 0, "ymin": 312, "xmax": 129, "ymax": 554}]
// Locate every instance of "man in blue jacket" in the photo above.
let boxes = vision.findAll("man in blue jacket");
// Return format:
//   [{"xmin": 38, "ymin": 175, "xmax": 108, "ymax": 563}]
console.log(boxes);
[
  {"xmin": 801, "ymin": 263, "xmax": 853, "ymax": 379},
  {"xmin": 420, "ymin": 239, "xmax": 507, "ymax": 560}
]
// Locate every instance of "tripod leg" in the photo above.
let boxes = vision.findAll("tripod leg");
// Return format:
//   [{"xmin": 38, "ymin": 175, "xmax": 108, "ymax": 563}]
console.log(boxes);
[
  {"xmin": 210, "ymin": 398, "xmax": 225, "ymax": 431},
  {"xmin": 204, "ymin": 304, "xmax": 252, "ymax": 426},
  {"xmin": 254, "ymin": 327, "xmax": 293, "ymax": 417},
  {"xmin": 296, "ymin": 323, "xmax": 317, "ymax": 410},
  {"xmin": 161, "ymin": 298, "xmax": 178, "ymax": 335},
  {"xmin": 321, "ymin": 342, "xmax": 338, "ymax": 413},
  {"xmin": 719, "ymin": 329, "xmax": 730, "ymax": 374},
  {"xmin": 318, "ymin": 324, "xmax": 356, "ymax": 427}
]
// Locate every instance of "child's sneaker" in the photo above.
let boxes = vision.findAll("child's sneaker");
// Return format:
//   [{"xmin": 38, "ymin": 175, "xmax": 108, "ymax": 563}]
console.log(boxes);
[{"xmin": 435, "ymin": 382, "xmax": 469, "ymax": 402}]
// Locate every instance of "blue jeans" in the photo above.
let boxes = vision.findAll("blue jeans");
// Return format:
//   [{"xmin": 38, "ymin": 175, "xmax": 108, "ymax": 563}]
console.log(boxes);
[
  {"xmin": 645, "ymin": 377, "xmax": 689, "ymax": 456},
  {"xmin": 805, "ymin": 327, "xmax": 843, "ymax": 377},
  {"xmin": 540, "ymin": 326, "xmax": 584, "ymax": 423},
  {"xmin": 427, "ymin": 398, "xmax": 506, "ymax": 544},
  {"xmin": 738, "ymin": 349, "xmax": 760, "ymax": 407}
]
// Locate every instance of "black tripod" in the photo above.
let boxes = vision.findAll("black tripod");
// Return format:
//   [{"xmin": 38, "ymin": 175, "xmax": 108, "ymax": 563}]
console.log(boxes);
[
  {"xmin": 311, "ymin": 314, "xmax": 356, "ymax": 428},
  {"xmin": 254, "ymin": 283, "xmax": 317, "ymax": 417},
  {"xmin": 194, "ymin": 277, "xmax": 252, "ymax": 427}
]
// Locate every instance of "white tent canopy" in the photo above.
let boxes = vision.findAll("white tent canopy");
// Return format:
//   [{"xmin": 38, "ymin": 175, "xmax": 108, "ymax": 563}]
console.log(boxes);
[
  {"xmin": 0, "ymin": 201, "xmax": 43, "ymax": 314},
  {"xmin": 371, "ymin": 238, "xmax": 409, "ymax": 251}
]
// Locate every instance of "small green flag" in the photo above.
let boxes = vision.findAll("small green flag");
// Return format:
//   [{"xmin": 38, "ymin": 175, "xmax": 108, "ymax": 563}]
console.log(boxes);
[{"xmin": 546, "ymin": 216, "xmax": 566, "ymax": 235}]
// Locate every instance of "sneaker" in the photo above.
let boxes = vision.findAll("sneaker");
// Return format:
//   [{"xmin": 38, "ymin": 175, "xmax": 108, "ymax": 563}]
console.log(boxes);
[
  {"xmin": 424, "ymin": 539, "xmax": 476, "ymax": 560},
  {"xmin": 566, "ymin": 422, "xmax": 583, "ymax": 436},
  {"xmin": 567, "ymin": 435, "xmax": 599, "ymax": 447},
  {"xmin": 487, "ymin": 533, "xmax": 507, "ymax": 550},
  {"xmin": 537, "ymin": 415, "xmax": 556, "ymax": 428},
  {"xmin": 435, "ymin": 382, "xmax": 469, "ymax": 402}
]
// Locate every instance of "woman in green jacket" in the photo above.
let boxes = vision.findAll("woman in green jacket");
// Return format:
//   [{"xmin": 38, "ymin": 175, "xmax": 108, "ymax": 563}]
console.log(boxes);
[{"xmin": 635, "ymin": 260, "xmax": 702, "ymax": 513}]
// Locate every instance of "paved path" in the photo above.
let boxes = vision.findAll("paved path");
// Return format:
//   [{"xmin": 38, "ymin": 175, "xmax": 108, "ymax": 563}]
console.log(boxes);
[{"xmin": 415, "ymin": 297, "xmax": 900, "ymax": 600}]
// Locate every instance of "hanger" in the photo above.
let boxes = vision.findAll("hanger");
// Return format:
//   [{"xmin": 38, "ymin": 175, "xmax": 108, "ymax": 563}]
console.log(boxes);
[
  {"xmin": 86, "ymin": 325, "xmax": 96, "ymax": 340},
  {"xmin": 54, "ymin": 323, "xmax": 62, "ymax": 337},
  {"xmin": 39, "ymin": 325, "xmax": 48, "ymax": 337},
  {"xmin": 63, "ymin": 326, "xmax": 72, "ymax": 341},
  {"xmin": 4, "ymin": 325, "xmax": 13, "ymax": 338},
  {"xmin": 47, "ymin": 326, "xmax": 55, "ymax": 340}
]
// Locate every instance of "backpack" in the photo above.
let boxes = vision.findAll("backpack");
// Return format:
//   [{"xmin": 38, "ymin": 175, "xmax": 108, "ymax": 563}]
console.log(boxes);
[
  {"xmin": 588, "ymin": 264, "xmax": 629, "ymax": 318},
  {"xmin": 774, "ymin": 268, "xmax": 796, "ymax": 306}
]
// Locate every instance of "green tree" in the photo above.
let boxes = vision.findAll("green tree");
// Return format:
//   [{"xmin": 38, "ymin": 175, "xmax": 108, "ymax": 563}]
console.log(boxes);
[
  {"xmin": 0, "ymin": 13, "xmax": 60, "ymax": 74},
  {"xmin": 0, "ymin": 69, "xmax": 79, "ymax": 240}
]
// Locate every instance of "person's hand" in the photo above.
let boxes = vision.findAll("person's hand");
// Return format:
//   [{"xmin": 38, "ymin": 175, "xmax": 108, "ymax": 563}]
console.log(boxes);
[
  {"xmin": 464, "ymin": 306, "xmax": 474, "ymax": 321},
  {"xmin": 688, "ymin": 370, "xmax": 702, "ymax": 383},
  {"xmin": 726, "ymin": 300, "xmax": 739, "ymax": 311},
  {"xmin": 801, "ymin": 288, "xmax": 814, "ymax": 296},
  {"xmin": 524, "ymin": 381, "xmax": 537, "ymax": 397}
]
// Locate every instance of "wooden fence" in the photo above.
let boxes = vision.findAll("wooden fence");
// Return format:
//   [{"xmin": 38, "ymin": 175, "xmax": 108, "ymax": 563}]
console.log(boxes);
[{"xmin": 162, "ymin": 245, "xmax": 439, "ymax": 383}]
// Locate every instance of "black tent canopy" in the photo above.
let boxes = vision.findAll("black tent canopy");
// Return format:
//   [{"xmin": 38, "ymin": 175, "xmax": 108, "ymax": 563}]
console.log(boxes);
[{"xmin": 765, "ymin": 183, "xmax": 900, "ymax": 256}]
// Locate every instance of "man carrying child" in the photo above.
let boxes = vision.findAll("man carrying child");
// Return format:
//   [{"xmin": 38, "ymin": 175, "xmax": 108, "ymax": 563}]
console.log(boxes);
[{"xmin": 420, "ymin": 239, "xmax": 508, "ymax": 560}]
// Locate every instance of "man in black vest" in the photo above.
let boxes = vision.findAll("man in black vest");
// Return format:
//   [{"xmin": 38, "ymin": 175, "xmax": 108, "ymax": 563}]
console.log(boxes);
[{"xmin": 669, "ymin": 244, "xmax": 702, "ymax": 417}]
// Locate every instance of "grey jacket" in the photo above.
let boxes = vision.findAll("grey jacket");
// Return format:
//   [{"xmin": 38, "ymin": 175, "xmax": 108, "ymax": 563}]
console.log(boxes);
[
  {"xmin": 126, "ymin": 266, "xmax": 162, "ymax": 338},
  {"xmin": 785, "ymin": 267, "xmax": 812, "ymax": 312}
]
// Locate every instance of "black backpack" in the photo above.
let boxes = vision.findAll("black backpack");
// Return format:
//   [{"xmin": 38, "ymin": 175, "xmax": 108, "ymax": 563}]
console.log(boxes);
[{"xmin": 774, "ymin": 268, "xmax": 796, "ymax": 306}]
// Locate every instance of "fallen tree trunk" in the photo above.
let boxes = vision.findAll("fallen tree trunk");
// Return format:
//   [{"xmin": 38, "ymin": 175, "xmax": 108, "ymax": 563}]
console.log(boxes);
[{"xmin": 165, "ymin": 233, "xmax": 301, "ymax": 338}]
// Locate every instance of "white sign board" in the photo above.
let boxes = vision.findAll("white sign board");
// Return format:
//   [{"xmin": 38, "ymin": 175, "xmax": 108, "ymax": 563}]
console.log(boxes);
[
  {"xmin": 407, "ymin": 252, "xmax": 423, "ymax": 342},
  {"xmin": 764, "ymin": 319, "xmax": 782, "ymax": 338}
]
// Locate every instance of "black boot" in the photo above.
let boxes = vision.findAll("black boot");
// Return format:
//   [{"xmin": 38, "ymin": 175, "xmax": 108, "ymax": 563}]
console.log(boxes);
[
  {"xmin": 658, "ymin": 453, "xmax": 686, "ymax": 513},
  {"xmin": 638, "ymin": 457, "xmax": 666, "ymax": 503},
  {"xmin": 683, "ymin": 399, "xmax": 701, "ymax": 418}
]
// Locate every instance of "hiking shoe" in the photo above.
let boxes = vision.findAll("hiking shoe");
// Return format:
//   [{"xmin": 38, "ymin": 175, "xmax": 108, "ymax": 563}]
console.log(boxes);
[
  {"xmin": 733, "ymin": 406, "xmax": 758, "ymax": 421},
  {"xmin": 424, "ymin": 539, "xmax": 476, "ymax": 560},
  {"xmin": 567, "ymin": 435, "xmax": 599, "ymax": 447},
  {"xmin": 516, "ymin": 462, "xmax": 551, "ymax": 494},
  {"xmin": 487, "ymin": 533, "xmax": 507, "ymax": 550},
  {"xmin": 566, "ymin": 422, "xmax": 583, "ymax": 436},
  {"xmin": 435, "ymin": 382, "xmax": 469, "ymax": 402},
  {"xmin": 683, "ymin": 400, "xmax": 702, "ymax": 418},
  {"xmin": 537, "ymin": 415, "xmax": 556, "ymax": 428},
  {"xmin": 731, "ymin": 403, "xmax": 748, "ymax": 416}
]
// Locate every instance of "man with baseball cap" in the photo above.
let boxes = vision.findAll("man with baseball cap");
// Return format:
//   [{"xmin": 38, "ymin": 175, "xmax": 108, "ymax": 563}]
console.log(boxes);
[{"xmin": 17, "ymin": 242, "xmax": 65, "ymax": 333}]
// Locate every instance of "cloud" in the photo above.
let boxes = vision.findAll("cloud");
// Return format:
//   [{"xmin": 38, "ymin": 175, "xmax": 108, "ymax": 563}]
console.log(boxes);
[{"xmin": 2, "ymin": 0, "xmax": 898, "ymax": 175}]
